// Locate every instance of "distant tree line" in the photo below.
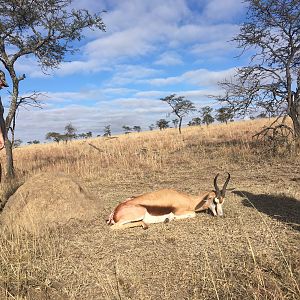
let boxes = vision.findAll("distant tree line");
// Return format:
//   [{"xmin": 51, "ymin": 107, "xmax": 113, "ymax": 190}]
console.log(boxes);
[
  {"xmin": 22, "ymin": 93, "xmax": 276, "ymax": 146},
  {"xmin": 45, "ymin": 123, "xmax": 92, "ymax": 143}
]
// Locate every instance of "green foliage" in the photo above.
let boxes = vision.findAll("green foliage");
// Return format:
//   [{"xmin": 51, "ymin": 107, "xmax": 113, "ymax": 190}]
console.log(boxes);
[
  {"xmin": 133, "ymin": 126, "xmax": 142, "ymax": 132},
  {"xmin": 160, "ymin": 94, "xmax": 196, "ymax": 133},
  {"xmin": 188, "ymin": 117, "xmax": 202, "ymax": 126},
  {"xmin": 200, "ymin": 106, "xmax": 214, "ymax": 126},
  {"xmin": 78, "ymin": 132, "xmax": 92, "ymax": 139},
  {"xmin": 45, "ymin": 132, "xmax": 62, "ymax": 143},
  {"xmin": 103, "ymin": 125, "xmax": 111, "ymax": 137},
  {"xmin": 216, "ymin": 107, "xmax": 234, "ymax": 124},
  {"xmin": 172, "ymin": 119, "xmax": 179, "ymax": 128},
  {"xmin": 122, "ymin": 125, "xmax": 132, "ymax": 134},
  {"xmin": 156, "ymin": 119, "xmax": 170, "ymax": 130},
  {"xmin": 0, "ymin": 0, "xmax": 106, "ymax": 178},
  {"xmin": 13, "ymin": 139, "xmax": 22, "ymax": 148},
  {"xmin": 64, "ymin": 123, "xmax": 77, "ymax": 141},
  {"xmin": 149, "ymin": 124, "xmax": 155, "ymax": 131},
  {"xmin": 0, "ymin": 0, "xmax": 106, "ymax": 69}
]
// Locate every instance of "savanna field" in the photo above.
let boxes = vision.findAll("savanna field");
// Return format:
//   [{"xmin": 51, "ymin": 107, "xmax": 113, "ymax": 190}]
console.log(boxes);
[{"xmin": 0, "ymin": 119, "xmax": 299, "ymax": 300}]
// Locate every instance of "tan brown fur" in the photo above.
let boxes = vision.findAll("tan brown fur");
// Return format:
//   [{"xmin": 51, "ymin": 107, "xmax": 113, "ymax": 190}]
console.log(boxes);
[
  {"xmin": 107, "ymin": 189, "xmax": 223, "ymax": 229},
  {"xmin": 107, "ymin": 173, "xmax": 230, "ymax": 229}
]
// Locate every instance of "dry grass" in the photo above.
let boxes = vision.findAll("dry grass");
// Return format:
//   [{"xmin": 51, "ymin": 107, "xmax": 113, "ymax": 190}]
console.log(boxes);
[{"xmin": 0, "ymin": 118, "xmax": 299, "ymax": 299}]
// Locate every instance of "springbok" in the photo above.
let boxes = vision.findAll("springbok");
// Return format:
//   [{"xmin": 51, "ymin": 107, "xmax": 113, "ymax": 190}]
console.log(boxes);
[{"xmin": 107, "ymin": 173, "xmax": 231, "ymax": 229}]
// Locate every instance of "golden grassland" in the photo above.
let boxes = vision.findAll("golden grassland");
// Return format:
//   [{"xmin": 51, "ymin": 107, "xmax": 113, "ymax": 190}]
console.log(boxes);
[{"xmin": 0, "ymin": 118, "xmax": 300, "ymax": 299}]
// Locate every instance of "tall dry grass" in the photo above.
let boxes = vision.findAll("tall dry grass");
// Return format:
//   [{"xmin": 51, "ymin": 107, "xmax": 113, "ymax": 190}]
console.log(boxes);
[
  {"xmin": 3, "ymin": 119, "xmax": 274, "ymax": 180},
  {"xmin": 0, "ymin": 118, "xmax": 299, "ymax": 299}
]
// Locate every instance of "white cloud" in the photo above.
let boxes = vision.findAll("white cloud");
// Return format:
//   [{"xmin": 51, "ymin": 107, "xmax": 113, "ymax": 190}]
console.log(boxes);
[
  {"xmin": 14, "ymin": 85, "xmax": 221, "ymax": 142},
  {"xmin": 134, "ymin": 90, "xmax": 167, "ymax": 98},
  {"xmin": 147, "ymin": 67, "xmax": 237, "ymax": 87},
  {"xmin": 12, "ymin": 0, "xmax": 244, "ymax": 77},
  {"xmin": 6, "ymin": 0, "xmax": 248, "ymax": 142},
  {"xmin": 15, "ymin": 100, "xmax": 167, "ymax": 141},
  {"xmin": 154, "ymin": 52, "xmax": 183, "ymax": 66},
  {"xmin": 107, "ymin": 65, "xmax": 161, "ymax": 86},
  {"xmin": 202, "ymin": 0, "xmax": 246, "ymax": 22}
]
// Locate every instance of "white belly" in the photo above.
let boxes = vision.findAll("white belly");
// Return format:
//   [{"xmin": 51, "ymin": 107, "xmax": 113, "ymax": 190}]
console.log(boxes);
[{"xmin": 143, "ymin": 211, "xmax": 175, "ymax": 224}]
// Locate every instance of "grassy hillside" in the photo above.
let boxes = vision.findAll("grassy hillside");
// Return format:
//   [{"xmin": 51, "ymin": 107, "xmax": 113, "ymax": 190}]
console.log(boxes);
[{"xmin": 0, "ymin": 119, "xmax": 299, "ymax": 299}]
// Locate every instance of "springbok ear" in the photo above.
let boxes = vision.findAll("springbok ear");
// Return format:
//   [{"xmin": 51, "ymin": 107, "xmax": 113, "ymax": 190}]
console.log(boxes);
[
  {"xmin": 201, "ymin": 193, "xmax": 211, "ymax": 202},
  {"xmin": 195, "ymin": 195, "xmax": 211, "ymax": 211}
]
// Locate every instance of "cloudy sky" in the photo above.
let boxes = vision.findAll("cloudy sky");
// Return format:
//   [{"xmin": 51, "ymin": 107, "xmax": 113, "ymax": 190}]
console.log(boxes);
[{"xmin": 2, "ymin": 0, "xmax": 249, "ymax": 143}]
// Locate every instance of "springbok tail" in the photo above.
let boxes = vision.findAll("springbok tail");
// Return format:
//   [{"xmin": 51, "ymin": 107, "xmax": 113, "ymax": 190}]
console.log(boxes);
[{"xmin": 106, "ymin": 210, "xmax": 115, "ymax": 225}]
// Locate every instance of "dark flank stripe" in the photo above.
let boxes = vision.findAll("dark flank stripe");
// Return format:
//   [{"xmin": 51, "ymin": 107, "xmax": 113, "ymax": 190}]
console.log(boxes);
[{"xmin": 141, "ymin": 205, "xmax": 174, "ymax": 216}]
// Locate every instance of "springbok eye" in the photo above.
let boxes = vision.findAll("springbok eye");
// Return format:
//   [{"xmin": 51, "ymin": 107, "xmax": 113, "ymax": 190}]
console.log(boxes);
[{"xmin": 214, "ymin": 198, "xmax": 220, "ymax": 204}]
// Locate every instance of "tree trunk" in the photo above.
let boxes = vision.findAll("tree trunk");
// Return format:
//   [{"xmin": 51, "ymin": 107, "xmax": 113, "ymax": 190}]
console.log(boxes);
[
  {"xmin": 289, "ymin": 93, "xmax": 300, "ymax": 137},
  {"xmin": 4, "ymin": 138, "xmax": 14, "ymax": 178},
  {"xmin": 0, "ymin": 98, "xmax": 14, "ymax": 179},
  {"xmin": 178, "ymin": 117, "xmax": 182, "ymax": 134},
  {"xmin": 3, "ymin": 68, "xmax": 20, "ymax": 179},
  {"xmin": 288, "ymin": 91, "xmax": 300, "ymax": 151},
  {"xmin": 0, "ymin": 99, "xmax": 4, "ymax": 182}
]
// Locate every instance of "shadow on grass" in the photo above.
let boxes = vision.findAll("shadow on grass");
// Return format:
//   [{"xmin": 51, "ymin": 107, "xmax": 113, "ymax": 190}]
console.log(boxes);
[{"xmin": 233, "ymin": 190, "xmax": 300, "ymax": 232}]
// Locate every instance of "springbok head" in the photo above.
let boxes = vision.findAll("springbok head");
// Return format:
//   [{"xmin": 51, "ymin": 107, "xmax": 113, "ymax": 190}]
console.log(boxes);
[
  {"xmin": 0, "ymin": 71, "xmax": 8, "ymax": 89},
  {"xmin": 209, "ymin": 173, "xmax": 231, "ymax": 216}
]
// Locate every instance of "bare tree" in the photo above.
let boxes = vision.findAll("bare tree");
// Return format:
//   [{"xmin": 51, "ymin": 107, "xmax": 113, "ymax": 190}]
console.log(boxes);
[
  {"xmin": 216, "ymin": 0, "xmax": 300, "ymax": 141},
  {"xmin": 160, "ymin": 94, "xmax": 196, "ymax": 134},
  {"xmin": 0, "ymin": 0, "xmax": 106, "ymax": 178},
  {"xmin": 9, "ymin": 92, "xmax": 43, "ymax": 148}
]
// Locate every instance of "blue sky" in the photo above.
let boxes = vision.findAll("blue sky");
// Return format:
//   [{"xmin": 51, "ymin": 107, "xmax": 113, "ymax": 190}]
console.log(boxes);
[{"xmin": 2, "ymin": 0, "xmax": 249, "ymax": 142}]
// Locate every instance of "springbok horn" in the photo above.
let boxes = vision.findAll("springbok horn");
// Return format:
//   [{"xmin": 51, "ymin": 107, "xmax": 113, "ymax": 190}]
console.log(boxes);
[
  {"xmin": 221, "ymin": 173, "xmax": 231, "ymax": 197},
  {"xmin": 214, "ymin": 173, "xmax": 221, "ymax": 197}
]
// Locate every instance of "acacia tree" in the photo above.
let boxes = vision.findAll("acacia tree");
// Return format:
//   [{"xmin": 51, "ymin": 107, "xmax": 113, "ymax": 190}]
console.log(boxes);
[
  {"xmin": 200, "ymin": 106, "xmax": 214, "ymax": 126},
  {"xmin": 216, "ymin": 107, "xmax": 234, "ymax": 124},
  {"xmin": 160, "ymin": 94, "xmax": 196, "ymax": 134},
  {"xmin": 103, "ymin": 125, "xmax": 111, "ymax": 137},
  {"xmin": 45, "ymin": 132, "xmax": 63, "ymax": 143},
  {"xmin": 133, "ymin": 125, "xmax": 142, "ymax": 132},
  {"xmin": 172, "ymin": 119, "xmax": 179, "ymax": 128},
  {"xmin": 188, "ymin": 117, "xmax": 202, "ymax": 126},
  {"xmin": 216, "ymin": 0, "xmax": 300, "ymax": 140},
  {"xmin": 149, "ymin": 124, "xmax": 155, "ymax": 131},
  {"xmin": 122, "ymin": 125, "xmax": 132, "ymax": 134},
  {"xmin": 64, "ymin": 122, "xmax": 77, "ymax": 141},
  {"xmin": 156, "ymin": 119, "xmax": 169, "ymax": 130},
  {"xmin": 0, "ymin": 0, "xmax": 105, "ymax": 178}
]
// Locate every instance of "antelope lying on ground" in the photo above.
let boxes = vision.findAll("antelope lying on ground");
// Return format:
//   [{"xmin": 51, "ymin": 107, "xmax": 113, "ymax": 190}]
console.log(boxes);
[{"xmin": 107, "ymin": 173, "xmax": 231, "ymax": 230}]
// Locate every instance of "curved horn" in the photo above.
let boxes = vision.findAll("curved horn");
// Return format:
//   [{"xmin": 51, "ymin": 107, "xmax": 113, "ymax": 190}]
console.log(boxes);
[
  {"xmin": 221, "ymin": 173, "xmax": 231, "ymax": 197},
  {"xmin": 214, "ymin": 173, "xmax": 221, "ymax": 197}
]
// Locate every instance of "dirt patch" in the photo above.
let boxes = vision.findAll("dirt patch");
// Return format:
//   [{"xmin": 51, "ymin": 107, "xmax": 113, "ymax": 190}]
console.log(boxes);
[{"xmin": 0, "ymin": 172, "xmax": 100, "ymax": 233}]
